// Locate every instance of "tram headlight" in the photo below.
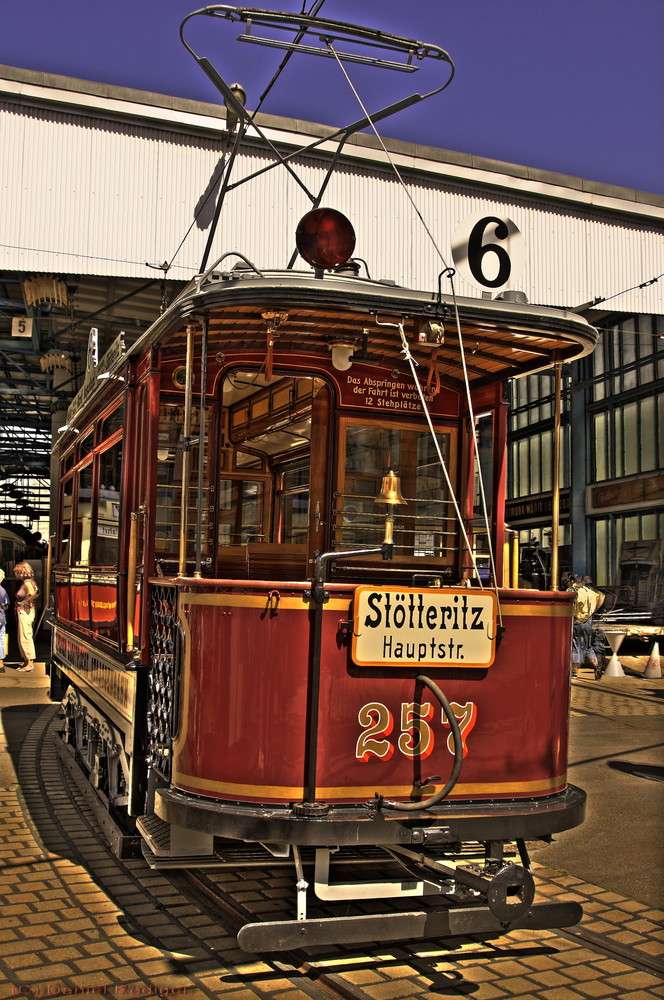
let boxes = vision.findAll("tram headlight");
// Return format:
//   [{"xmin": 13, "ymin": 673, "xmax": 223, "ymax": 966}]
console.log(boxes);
[
  {"xmin": 330, "ymin": 341, "xmax": 355, "ymax": 371},
  {"xmin": 295, "ymin": 208, "xmax": 356, "ymax": 269}
]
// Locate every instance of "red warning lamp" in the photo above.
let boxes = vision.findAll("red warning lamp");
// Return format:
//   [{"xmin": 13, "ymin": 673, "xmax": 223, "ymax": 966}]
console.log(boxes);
[{"xmin": 295, "ymin": 208, "xmax": 356, "ymax": 269}]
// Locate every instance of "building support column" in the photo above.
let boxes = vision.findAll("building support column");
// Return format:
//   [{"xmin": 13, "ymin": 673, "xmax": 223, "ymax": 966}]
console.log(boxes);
[{"xmin": 569, "ymin": 366, "xmax": 589, "ymax": 577}]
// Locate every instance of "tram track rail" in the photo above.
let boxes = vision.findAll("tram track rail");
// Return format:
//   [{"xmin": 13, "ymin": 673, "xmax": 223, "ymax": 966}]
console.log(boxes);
[{"xmin": 11, "ymin": 703, "xmax": 663, "ymax": 998}]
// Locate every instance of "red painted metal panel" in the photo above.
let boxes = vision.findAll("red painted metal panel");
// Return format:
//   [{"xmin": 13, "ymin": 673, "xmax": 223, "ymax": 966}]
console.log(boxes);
[{"xmin": 171, "ymin": 585, "xmax": 573, "ymax": 806}]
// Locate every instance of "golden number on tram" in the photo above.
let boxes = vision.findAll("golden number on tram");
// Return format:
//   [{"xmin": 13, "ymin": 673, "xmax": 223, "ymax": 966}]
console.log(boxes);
[{"xmin": 356, "ymin": 701, "xmax": 478, "ymax": 762}]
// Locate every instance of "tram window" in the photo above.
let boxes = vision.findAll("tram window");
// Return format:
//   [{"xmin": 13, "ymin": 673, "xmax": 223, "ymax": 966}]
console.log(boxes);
[
  {"xmin": 101, "ymin": 405, "xmax": 125, "ymax": 441},
  {"xmin": 217, "ymin": 370, "xmax": 324, "ymax": 579},
  {"xmin": 335, "ymin": 418, "xmax": 457, "ymax": 564},
  {"xmin": 218, "ymin": 479, "xmax": 265, "ymax": 544},
  {"xmin": 235, "ymin": 450, "xmax": 264, "ymax": 470},
  {"xmin": 154, "ymin": 401, "xmax": 213, "ymax": 563},
  {"xmin": 79, "ymin": 430, "xmax": 95, "ymax": 460},
  {"xmin": 473, "ymin": 413, "xmax": 493, "ymax": 520},
  {"xmin": 59, "ymin": 476, "xmax": 74, "ymax": 563},
  {"xmin": 96, "ymin": 439, "xmax": 122, "ymax": 565},
  {"xmin": 472, "ymin": 413, "xmax": 493, "ymax": 563},
  {"xmin": 274, "ymin": 458, "xmax": 309, "ymax": 543},
  {"xmin": 75, "ymin": 463, "xmax": 94, "ymax": 566}
]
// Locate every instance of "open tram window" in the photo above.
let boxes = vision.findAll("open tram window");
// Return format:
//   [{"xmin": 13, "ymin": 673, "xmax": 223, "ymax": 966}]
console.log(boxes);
[
  {"xmin": 333, "ymin": 417, "xmax": 459, "ymax": 576},
  {"xmin": 217, "ymin": 370, "xmax": 326, "ymax": 580}
]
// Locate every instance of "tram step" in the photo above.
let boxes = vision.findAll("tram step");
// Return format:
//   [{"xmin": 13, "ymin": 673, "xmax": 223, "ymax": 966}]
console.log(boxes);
[{"xmin": 136, "ymin": 815, "xmax": 517, "ymax": 870}]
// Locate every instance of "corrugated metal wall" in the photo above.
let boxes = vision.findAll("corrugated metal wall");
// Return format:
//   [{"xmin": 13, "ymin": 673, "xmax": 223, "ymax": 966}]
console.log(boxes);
[{"xmin": 2, "ymin": 93, "xmax": 663, "ymax": 315}]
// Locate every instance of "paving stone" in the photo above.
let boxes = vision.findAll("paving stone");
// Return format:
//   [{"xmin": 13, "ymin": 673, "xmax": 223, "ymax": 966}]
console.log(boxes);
[
  {"xmin": 519, "ymin": 954, "xmax": 565, "ymax": 971},
  {"xmin": 564, "ymin": 963, "xmax": 609, "ymax": 982},
  {"xmin": 591, "ymin": 959, "xmax": 632, "ymax": 974},
  {"xmin": 496, "ymin": 976, "xmax": 545, "ymax": 995},
  {"xmin": 456, "ymin": 965, "xmax": 501, "ymax": 983},
  {"xmin": 582, "ymin": 919, "xmax": 618, "ymax": 935},
  {"xmin": 605, "ymin": 972, "xmax": 664, "ymax": 990},
  {"xmin": 340, "ymin": 968, "xmax": 385, "ymax": 985},
  {"xmin": 537, "ymin": 989, "xmax": 588, "ymax": 1000},
  {"xmin": 530, "ymin": 970, "xmax": 573, "ymax": 987},
  {"xmin": 5, "ymin": 959, "xmax": 75, "ymax": 977},
  {"xmin": 448, "ymin": 984, "xmax": 507, "ymax": 999},
  {"xmin": 639, "ymin": 940, "xmax": 664, "ymax": 956},
  {"xmin": 363, "ymin": 979, "xmax": 427, "ymax": 999},
  {"xmin": 607, "ymin": 930, "xmax": 647, "ymax": 945},
  {"xmin": 66, "ymin": 971, "xmax": 117, "ymax": 988},
  {"xmin": 611, "ymin": 993, "xmax": 664, "ymax": 1000},
  {"xmin": 625, "ymin": 918, "xmax": 663, "ymax": 933},
  {"xmin": 572, "ymin": 981, "xmax": 616, "ymax": 997}
]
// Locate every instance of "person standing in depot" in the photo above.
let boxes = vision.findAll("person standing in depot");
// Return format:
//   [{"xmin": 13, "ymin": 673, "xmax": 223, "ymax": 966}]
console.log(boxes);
[
  {"xmin": 14, "ymin": 561, "xmax": 38, "ymax": 673},
  {"xmin": 0, "ymin": 569, "xmax": 9, "ymax": 673},
  {"xmin": 563, "ymin": 572, "xmax": 599, "ymax": 678}
]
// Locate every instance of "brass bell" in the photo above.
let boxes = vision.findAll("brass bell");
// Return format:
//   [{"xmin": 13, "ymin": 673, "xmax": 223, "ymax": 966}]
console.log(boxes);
[{"xmin": 375, "ymin": 470, "xmax": 407, "ymax": 506}]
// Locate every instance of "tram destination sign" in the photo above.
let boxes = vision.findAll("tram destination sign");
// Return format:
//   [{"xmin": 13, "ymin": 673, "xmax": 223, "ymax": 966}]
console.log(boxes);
[{"xmin": 351, "ymin": 586, "xmax": 497, "ymax": 668}]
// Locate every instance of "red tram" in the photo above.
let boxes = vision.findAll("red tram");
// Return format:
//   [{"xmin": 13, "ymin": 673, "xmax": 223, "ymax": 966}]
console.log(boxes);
[{"xmin": 48, "ymin": 7, "xmax": 598, "ymax": 952}]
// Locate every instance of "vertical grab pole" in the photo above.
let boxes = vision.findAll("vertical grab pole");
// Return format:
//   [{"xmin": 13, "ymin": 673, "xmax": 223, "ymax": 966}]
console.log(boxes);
[
  {"xmin": 178, "ymin": 323, "xmax": 196, "ymax": 577},
  {"xmin": 511, "ymin": 532, "xmax": 520, "ymax": 589},
  {"xmin": 551, "ymin": 360, "xmax": 563, "ymax": 591},
  {"xmin": 126, "ymin": 510, "xmax": 139, "ymax": 653},
  {"xmin": 44, "ymin": 536, "xmax": 53, "ymax": 611},
  {"xmin": 194, "ymin": 317, "xmax": 209, "ymax": 579}
]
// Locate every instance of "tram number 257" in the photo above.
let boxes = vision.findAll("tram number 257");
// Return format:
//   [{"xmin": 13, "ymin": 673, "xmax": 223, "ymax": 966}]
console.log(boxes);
[{"xmin": 356, "ymin": 701, "xmax": 477, "ymax": 762}]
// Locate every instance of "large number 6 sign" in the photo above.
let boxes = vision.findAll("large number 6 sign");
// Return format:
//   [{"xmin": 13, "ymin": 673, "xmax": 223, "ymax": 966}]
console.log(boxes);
[{"xmin": 452, "ymin": 213, "xmax": 523, "ymax": 292}]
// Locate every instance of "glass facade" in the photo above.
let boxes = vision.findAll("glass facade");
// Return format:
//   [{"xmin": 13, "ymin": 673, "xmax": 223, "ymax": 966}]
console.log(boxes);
[{"xmin": 507, "ymin": 313, "xmax": 664, "ymax": 600}]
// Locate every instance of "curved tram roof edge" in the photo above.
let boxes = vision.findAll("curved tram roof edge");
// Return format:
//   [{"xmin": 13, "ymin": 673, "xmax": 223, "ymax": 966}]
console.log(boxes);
[
  {"xmin": 129, "ymin": 268, "xmax": 599, "ymax": 372},
  {"xmin": 59, "ymin": 268, "xmax": 597, "ymax": 435}
]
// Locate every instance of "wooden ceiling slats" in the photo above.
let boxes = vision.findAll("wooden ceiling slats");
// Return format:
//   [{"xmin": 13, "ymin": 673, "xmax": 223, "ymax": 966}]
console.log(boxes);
[{"xmin": 160, "ymin": 299, "xmax": 586, "ymax": 389}]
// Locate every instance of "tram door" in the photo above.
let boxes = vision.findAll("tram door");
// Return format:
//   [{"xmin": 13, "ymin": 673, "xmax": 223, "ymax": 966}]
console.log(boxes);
[{"xmin": 216, "ymin": 372, "xmax": 329, "ymax": 581}]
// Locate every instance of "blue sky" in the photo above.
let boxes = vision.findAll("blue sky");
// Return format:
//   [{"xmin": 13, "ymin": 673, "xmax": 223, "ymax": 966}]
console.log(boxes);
[{"xmin": 2, "ymin": 0, "xmax": 663, "ymax": 196}]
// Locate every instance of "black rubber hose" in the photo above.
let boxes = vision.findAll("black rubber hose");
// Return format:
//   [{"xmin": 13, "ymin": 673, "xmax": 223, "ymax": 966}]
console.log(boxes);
[{"xmin": 379, "ymin": 673, "xmax": 464, "ymax": 811}]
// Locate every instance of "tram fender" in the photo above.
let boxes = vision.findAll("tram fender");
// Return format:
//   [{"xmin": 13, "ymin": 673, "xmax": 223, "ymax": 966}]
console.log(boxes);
[{"xmin": 237, "ymin": 900, "xmax": 583, "ymax": 952}]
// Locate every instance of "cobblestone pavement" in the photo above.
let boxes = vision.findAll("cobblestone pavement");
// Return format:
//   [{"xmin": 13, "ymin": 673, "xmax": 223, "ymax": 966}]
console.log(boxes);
[
  {"xmin": 0, "ymin": 665, "xmax": 662, "ymax": 1000},
  {"xmin": 571, "ymin": 660, "xmax": 664, "ymax": 717}
]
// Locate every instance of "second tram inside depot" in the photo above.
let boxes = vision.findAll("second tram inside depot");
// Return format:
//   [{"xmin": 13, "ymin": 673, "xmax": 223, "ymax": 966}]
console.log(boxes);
[{"xmin": 47, "ymin": 260, "xmax": 597, "ymax": 950}]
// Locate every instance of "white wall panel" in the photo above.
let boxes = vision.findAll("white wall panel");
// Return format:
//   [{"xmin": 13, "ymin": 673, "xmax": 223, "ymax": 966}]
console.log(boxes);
[{"xmin": 1, "ymin": 90, "xmax": 663, "ymax": 317}]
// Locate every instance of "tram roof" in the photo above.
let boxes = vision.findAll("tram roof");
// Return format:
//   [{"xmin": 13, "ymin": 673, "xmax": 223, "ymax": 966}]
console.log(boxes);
[{"xmin": 129, "ymin": 267, "xmax": 598, "ymax": 390}]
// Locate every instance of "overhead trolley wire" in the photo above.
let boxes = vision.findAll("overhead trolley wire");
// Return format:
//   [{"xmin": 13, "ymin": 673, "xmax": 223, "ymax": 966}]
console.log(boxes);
[{"xmin": 327, "ymin": 41, "xmax": 502, "ymax": 611}]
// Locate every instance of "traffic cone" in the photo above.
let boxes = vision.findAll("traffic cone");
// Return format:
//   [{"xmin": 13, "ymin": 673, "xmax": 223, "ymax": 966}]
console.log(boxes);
[
  {"xmin": 602, "ymin": 631, "xmax": 626, "ymax": 677},
  {"xmin": 644, "ymin": 642, "xmax": 662, "ymax": 679}
]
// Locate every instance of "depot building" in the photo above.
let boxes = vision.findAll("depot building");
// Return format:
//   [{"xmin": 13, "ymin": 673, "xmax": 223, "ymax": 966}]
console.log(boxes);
[{"xmin": 0, "ymin": 63, "xmax": 662, "ymax": 602}]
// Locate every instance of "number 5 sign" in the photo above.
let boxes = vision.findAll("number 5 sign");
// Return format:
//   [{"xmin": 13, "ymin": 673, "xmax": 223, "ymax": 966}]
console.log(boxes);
[{"xmin": 451, "ymin": 213, "xmax": 523, "ymax": 292}]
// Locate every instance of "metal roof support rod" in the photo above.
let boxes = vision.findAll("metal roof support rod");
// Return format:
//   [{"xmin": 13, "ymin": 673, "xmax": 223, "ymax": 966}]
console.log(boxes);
[{"xmin": 179, "ymin": 5, "xmax": 455, "ymax": 268}]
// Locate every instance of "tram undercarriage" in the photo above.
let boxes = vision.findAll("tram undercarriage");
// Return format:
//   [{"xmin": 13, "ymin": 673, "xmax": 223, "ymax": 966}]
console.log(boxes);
[
  {"xmin": 141, "ymin": 786, "xmax": 584, "ymax": 951},
  {"xmin": 131, "ymin": 764, "xmax": 585, "ymax": 951},
  {"xmin": 54, "ymin": 662, "xmax": 584, "ymax": 952}
]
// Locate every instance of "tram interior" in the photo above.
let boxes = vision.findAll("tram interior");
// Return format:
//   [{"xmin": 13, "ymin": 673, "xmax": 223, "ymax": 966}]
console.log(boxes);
[{"xmin": 154, "ymin": 369, "xmax": 460, "ymax": 583}]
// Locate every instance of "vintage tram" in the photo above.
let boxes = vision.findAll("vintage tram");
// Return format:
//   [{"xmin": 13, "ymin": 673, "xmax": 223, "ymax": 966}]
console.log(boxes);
[{"xmin": 47, "ymin": 7, "xmax": 597, "ymax": 952}]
